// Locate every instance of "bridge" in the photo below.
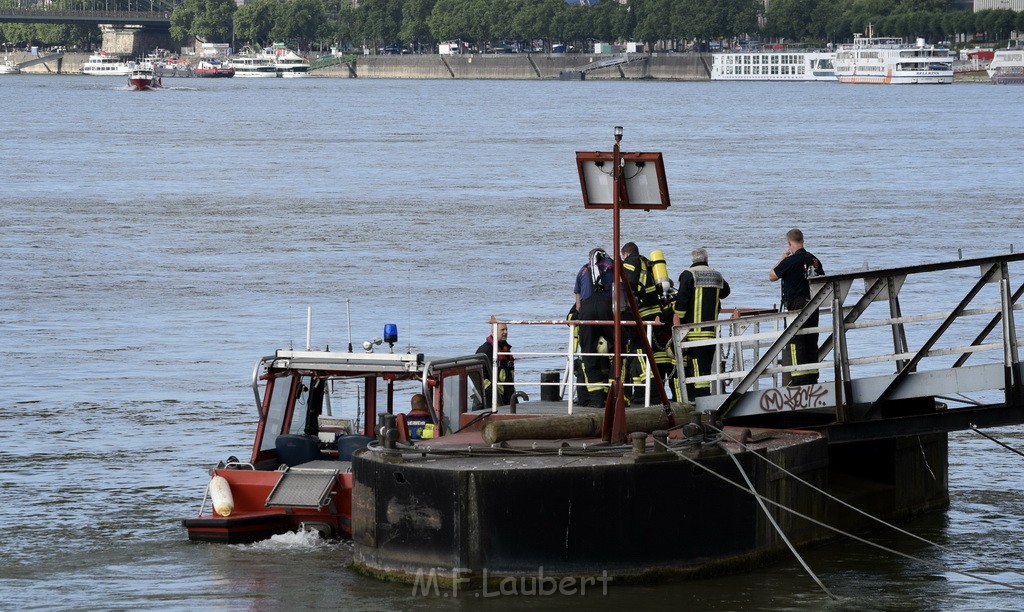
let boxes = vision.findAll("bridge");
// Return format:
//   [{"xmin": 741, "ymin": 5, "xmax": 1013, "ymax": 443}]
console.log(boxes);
[
  {"xmin": 675, "ymin": 252, "xmax": 1024, "ymax": 443},
  {"xmin": 0, "ymin": 7, "xmax": 171, "ymax": 28}
]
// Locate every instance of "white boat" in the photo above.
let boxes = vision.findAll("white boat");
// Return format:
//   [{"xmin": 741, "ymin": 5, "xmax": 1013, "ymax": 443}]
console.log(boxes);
[
  {"xmin": 710, "ymin": 48, "xmax": 835, "ymax": 81},
  {"xmin": 274, "ymin": 50, "xmax": 311, "ymax": 77},
  {"xmin": 987, "ymin": 43, "xmax": 1024, "ymax": 85},
  {"xmin": 0, "ymin": 57, "xmax": 20, "ymax": 74},
  {"xmin": 227, "ymin": 53, "xmax": 278, "ymax": 78},
  {"xmin": 834, "ymin": 34, "xmax": 953, "ymax": 84},
  {"xmin": 82, "ymin": 52, "xmax": 135, "ymax": 76}
]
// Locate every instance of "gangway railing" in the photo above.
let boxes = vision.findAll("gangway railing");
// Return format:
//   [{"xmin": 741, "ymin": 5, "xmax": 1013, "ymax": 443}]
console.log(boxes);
[
  {"xmin": 484, "ymin": 318, "xmax": 663, "ymax": 414},
  {"xmin": 673, "ymin": 253, "xmax": 1024, "ymax": 425}
]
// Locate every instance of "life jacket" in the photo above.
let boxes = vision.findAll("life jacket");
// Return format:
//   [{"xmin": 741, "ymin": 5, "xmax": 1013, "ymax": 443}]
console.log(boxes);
[{"xmin": 406, "ymin": 406, "xmax": 435, "ymax": 440}]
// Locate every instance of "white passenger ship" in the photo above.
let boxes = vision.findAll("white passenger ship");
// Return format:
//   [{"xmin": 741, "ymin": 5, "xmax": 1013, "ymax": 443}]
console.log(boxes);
[
  {"xmin": 227, "ymin": 53, "xmax": 278, "ymax": 77},
  {"xmin": 274, "ymin": 50, "xmax": 311, "ymax": 77},
  {"xmin": 834, "ymin": 34, "xmax": 953, "ymax": 84},
  {"xmin": 81, "ymin": 52, "xmax": 135, "ymax": 76},
  {"xmin": 711, "ymin": 49, "xmax": 836, "ymax": 81},
  {"xmin": 987, "ymin": 43, "xmax": 1024, "ymax": 85}
]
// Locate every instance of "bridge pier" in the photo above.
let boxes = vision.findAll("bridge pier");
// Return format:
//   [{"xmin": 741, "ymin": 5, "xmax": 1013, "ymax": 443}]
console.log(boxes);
[{"xmin": 100, "ymin": 24, "xmax": 172, "ymax": 55}]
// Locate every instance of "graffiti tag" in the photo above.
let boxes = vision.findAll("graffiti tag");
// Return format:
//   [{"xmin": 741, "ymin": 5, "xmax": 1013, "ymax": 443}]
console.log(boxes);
[{"xmin": 759, "ymin": 385, "xmax": 829, "ymax": 412}]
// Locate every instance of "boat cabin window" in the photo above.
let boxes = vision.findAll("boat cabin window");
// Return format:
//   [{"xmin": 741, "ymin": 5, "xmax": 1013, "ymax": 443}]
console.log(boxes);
[
  {"xmin": 260, "ymin": 374, "xmax": 292, "ymax": 451},
  {"xmin": 288, "ymin": 375, "xmax": 318, "ymax": 436}
]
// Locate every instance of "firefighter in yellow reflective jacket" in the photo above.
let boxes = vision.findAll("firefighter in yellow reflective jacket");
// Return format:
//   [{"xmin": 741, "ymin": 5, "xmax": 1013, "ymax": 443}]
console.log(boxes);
[
  {"xmin": 673, "ymin": 248, "xmax": 730, "ymax": 400},
  {"xmin": 621, "ymin": 242, "xmax": 662, "ymax": 405},
  {"xmin": 476, "ymin": 323, "xmax": 515, "ymax": 407}
]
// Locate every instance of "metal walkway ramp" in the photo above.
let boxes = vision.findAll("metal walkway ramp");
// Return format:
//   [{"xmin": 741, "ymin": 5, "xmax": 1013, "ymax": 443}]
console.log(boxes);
[
  {"xmin": 265, "ymin": 461, "xmax": 347, "ymax": 510},
  {"xmin": 674, "ymin": 253, "xmax": 1024, "ymax": 441},
  {"xmin": 15, "ymin": 53, "xmax": 63, "ymax": 69},
  {"xmin": 560, "ymin": 53, "xmax": 648, "ymax": 79}
]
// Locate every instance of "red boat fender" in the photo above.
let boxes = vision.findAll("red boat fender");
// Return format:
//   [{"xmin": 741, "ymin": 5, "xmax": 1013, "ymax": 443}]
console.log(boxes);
[{"xmin": 210, "ymin": 475, "xmax": 234, "ymax": 517}]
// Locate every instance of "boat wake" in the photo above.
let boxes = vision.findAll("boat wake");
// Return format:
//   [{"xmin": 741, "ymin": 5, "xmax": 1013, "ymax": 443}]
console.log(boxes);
[{"xmin": 242, "ymin": 529, "xmax": 336, "ymax": 551}]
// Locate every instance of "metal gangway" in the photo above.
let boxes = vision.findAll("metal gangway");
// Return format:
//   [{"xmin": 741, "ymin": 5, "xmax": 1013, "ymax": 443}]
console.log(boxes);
[
  {"xmin": 674, "ymin": 253, "xmax": 1024, "ymax": 441},
  {"xmin": 12, "ymin": 52, "xmax": 63, "ymax": 71}
]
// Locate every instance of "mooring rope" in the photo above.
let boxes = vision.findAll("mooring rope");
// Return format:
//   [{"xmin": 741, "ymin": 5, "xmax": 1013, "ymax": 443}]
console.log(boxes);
[
  {"xmin": 936, "ymin": 393, "xmax": 984, "ymax": 407},
  {"xmin": 728, "ymin": 452, "xmax": 837, "ymax": 600},
  {"xmin": 653, "ymin": 434, "xmax": 1023, "ymax": 591},
  {"xmin": 969, "ymin": 423, "xmax": 1024, "ymax": 460},
  {"xmin": 705, "ymin": 424, "xmax": 1009, "ymax": 572}
]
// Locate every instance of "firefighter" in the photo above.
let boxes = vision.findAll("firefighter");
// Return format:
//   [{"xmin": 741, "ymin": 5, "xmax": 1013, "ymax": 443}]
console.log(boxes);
[
  {"xmin": 574, "ymin": 248, "xmax": 614, "ymax": 408},
  {"xmin": 621, "ymin": 242, "xmax": 662, "ymax": 405},
  {"xmin": 476, "ymin": 322, "xmax": 515, "ymax": 406},
  {"xmin": 674, "ymin": 248, "xmax": 731, "ymax": 399}
]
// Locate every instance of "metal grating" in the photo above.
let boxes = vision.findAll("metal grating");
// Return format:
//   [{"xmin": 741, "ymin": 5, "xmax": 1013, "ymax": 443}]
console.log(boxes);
[{"xmin": 265, "ymin": 471, "xmax": 338, "ymax": 509}]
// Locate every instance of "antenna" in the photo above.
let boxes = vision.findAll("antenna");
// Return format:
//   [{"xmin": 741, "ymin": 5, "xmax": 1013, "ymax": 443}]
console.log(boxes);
[
  {"xmin": 346, "ymin": 299, "xmax": 353, "ymax": 352},
  {"xmin": 305, "ymin": 306, "xmax": 312, "ymax": 350}
]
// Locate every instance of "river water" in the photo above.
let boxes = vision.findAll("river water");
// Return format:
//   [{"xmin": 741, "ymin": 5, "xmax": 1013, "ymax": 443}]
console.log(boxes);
[{"xmin": 1, "ymin": 74, "xmax": 1023, "ymax": 610}]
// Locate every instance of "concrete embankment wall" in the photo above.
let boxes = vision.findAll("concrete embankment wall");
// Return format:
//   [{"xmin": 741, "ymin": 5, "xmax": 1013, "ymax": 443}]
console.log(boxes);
[
  {"xmin": 353, "ymin": 53, "xmax": 711, "ymax": 80},
  {"xmin": 9, "ymin": 51, "xmax": 710, "ymax": 79},
  {"xmin": 6, "ymin": 51, "xmax": 80, "ymax": 74}
]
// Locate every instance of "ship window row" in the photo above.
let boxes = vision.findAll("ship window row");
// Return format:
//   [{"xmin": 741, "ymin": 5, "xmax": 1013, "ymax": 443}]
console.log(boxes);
[
  {"xmin": 899, "ymin": 50, "xmax": 950, "ymax": 58},
  {"xmin": 724, "ymin": 55, "xmax": 805, "ymax": 65},
  {"xmin": 724, "ymin": 65, "xmax": 807, "ymax": 75}
]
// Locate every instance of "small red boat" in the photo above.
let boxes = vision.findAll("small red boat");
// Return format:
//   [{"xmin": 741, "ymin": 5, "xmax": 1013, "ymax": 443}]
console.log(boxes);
[
  {"xmin": 128, "ymin": 66, "xmax": 161, "ymax": 91},
  {"xmin": 193, "ymin": 59, "xmax": 235, "ymax": 78},
  {"xmin": 182, "ymin": 328, "xmax": 487, "ymax": 544}
]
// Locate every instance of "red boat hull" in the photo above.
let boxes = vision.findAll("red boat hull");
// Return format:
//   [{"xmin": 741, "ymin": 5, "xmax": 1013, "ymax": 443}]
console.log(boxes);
[
  {"xmin": 183, "ymin": 466, "xmax": 354, "ymax": 543},
  {"xmin": 129, "ymin": 76, "xmax": 161, "ymax": 91}
]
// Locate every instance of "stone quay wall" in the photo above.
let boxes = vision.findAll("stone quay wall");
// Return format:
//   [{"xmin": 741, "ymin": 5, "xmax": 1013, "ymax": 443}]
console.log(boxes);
[{"xmin": 352, "ymin": 53, "xmax": 711, "ymax": 80}]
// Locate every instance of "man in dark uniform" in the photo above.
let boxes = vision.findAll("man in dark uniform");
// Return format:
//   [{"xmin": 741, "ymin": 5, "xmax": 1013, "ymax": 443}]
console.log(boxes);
[
  {"xmin": 476, "ymin": 322, "xmax": 515, "ymax": 406},
  {"xmin": 769, "ymin": 228, "xmax": 825, "ymax": 385},
  {"xmin": 405, "ymin": 393, "xmax": 435, "ymax": 440},
  {"xmin": 574, "ymin": 248, "xmax": 614, "ymax": 407},
  {"xmin": 674, "ymin": 248, "xmax": 730, "ymax": 400},
  {"xmin": 621, "ymin": 242, "xmax": 661, "ymax": 405}
]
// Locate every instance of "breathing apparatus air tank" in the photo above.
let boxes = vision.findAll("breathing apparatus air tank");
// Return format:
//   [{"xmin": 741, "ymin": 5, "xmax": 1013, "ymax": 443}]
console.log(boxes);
[{"xmin": 649, "ymin": 250, "xmax": 673, "ymax": 300}]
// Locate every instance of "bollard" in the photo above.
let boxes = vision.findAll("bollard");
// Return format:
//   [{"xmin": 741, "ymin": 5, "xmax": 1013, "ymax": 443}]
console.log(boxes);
[
  {"xmin": 380, "ymin": 414, "xmax": 398, "ymax": 450},
  {"xmin": 630, "ymin": 431, "xmax": 647, "ymax": 454},
  {"xmin": 540, "ymin": 370, "xmax": 561, "ymax": 402},
  {"xmin": 652, "ymin": 430, "xmax": 668, "ymax": 453}
]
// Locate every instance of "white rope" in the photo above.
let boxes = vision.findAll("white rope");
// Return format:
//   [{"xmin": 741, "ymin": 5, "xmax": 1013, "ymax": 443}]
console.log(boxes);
[
  {"xmin": 654, "ymin": 436, "xmax": 1024, "ymax": 591},
  {"xmin": 970, "ymin": 423, "xmax": 1024, "ymax": 460},
  {"xmin": 728, "ymin": 452, "xmax": 836, "ymax": 600},
  {"xmin": 706, "ymin": 424, "xmax": 1015, "ymax": 573}
]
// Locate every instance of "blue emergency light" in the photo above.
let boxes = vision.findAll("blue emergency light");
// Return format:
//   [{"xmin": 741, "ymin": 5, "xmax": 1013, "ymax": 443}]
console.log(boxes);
[{"xmin": 383, "ymin": 324, "xmax": 398, "ymax": 345}]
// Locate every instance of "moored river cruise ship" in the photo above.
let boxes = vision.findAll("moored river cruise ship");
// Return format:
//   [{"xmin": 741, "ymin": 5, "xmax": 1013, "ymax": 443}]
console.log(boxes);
[
  {"xmin": 987, "ymin": 44, "xmax": 1024, "ymax": 84},
  {"xmin": 711, "ymin": 49, "xmax": 836, "ymax": 81},
  {"xmin": 834, "ymin": 34, "xmax": 953, "ymax": 84}
]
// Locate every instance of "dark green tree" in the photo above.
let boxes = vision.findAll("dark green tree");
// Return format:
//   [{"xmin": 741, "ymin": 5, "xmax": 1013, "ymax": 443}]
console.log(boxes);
[
  {"xmin": 357, "ymin": 0, "xmax": 404, "ymax": 52},
  {"xmin": 170, "ymin": 0, "xmax": 235, "ymax": 43},
  {"xmin": 632, "ymin": 0, "xmax": 673, "ymax": 49},
  {"xmin": 765, "ymin": 0, "xmax": 815, "ymax": 40},
  {"xmin": 234, "ymin": 0, "xmax": 277, "ymax": 47},
  {"xmin": 400, "ymin": 0, "xmax": 436, "ymax": 51},
  {"xmin": 271, "ymin": 0, "xmax": 326, "ymax": 49}
]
